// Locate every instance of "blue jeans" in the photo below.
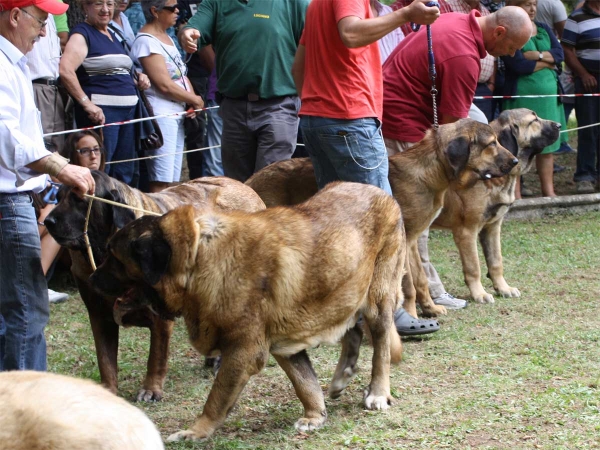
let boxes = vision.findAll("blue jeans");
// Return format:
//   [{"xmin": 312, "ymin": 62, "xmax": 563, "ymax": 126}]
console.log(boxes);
[
  {"xmin": 0, "ymin": 192, "xmax": 49, "ymax": 371},
  {"xmin": 574, "ymin": 75, "xmax": 600, "ymax": 183},
  {"xmin": 75, "ymin": 104, "xmax": 137, "ymax": 185},
  {"xmin": 202, "ymin": 99, "xmax": 224, "ymax": 177},
  {"xmin": 300, "ymin": 116, "xmax": 392, "ymax": 195}
]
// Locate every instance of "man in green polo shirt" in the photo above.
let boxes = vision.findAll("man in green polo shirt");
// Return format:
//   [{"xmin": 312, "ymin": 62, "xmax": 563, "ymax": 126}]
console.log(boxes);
[{"xmin": 179, "ymin": 0, "xmax": 309, "ymax": 182}]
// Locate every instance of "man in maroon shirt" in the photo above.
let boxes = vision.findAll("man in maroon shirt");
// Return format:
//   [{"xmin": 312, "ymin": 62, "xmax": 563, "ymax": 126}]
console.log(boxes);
[{"xmin": 382, "ymin": 6, "xmax": 531, "ymax": 310}]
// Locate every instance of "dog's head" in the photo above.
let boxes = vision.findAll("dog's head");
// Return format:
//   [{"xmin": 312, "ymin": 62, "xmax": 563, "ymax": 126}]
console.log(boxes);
[
  {"xmin": 436, "ymin": 119, "xmax": 519, "ymax": 188},
  {"xmin": 44, "ymin": 171, "xmax": 136, "ymax": 257},
  {"xmin": 491, "ymin": 108, "xmax": 561, "ymax": 174},
  {"xmin": 89, "ymin": 205, "xmax": 201, "ymax": 318}
]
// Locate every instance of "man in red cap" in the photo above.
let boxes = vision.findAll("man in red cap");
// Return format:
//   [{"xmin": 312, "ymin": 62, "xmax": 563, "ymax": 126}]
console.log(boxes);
[{"xmin": 1, "ymin": 0, "xmax": 96, "ymax": 372}]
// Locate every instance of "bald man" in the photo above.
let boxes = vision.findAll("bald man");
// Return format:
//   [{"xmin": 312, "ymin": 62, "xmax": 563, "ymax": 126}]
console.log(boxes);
[{"xmin": 381, "ymin": 6, "xmax": 531, "ymax": 310}]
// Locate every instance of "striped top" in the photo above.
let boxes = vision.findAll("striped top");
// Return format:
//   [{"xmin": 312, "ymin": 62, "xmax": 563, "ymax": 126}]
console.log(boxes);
[
  {"xmin": 71, "ymin": 22, "xmax": 137, "ymax": 101},
  {"xmin": 562, "ymin": 5, "xmax": 600, "ymax": 74}
]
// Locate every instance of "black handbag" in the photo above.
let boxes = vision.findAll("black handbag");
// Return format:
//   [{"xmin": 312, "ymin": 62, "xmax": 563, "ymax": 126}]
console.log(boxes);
[{"xmin": 133, "ymin": 78, "xmax": 164, "ymax": 152}]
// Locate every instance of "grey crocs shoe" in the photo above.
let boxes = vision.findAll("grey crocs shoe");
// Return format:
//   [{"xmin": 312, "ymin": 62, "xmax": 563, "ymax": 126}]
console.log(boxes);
[{"xmin": 394, "ymin": 308, "xmax": 440, "ymax": 336}]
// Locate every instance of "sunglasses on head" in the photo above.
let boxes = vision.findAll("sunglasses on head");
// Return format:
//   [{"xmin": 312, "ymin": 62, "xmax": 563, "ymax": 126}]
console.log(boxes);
[{"xmin": 161, "ymin": 4, "xmax": 178, "ymax": 12}]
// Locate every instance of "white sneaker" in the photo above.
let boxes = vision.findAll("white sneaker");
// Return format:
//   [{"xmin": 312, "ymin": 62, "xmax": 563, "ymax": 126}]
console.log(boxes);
[
  {"xmin": 48, "ymin": 289, "xmax": 68, "ymax": 304},
  {"xmin": 432, "ymin": 292, "xmax": 467, "ymax": 310}
]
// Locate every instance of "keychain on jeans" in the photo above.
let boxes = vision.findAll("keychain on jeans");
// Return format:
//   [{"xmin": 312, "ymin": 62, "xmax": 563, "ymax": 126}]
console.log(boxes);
[{"xmin": 43, "ymin": 182, "xmax": 61, "ymax": 205}]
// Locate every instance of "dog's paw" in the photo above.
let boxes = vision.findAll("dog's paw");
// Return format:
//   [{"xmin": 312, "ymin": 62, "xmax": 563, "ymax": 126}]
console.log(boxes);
[
  {"xmin": 421, "ymin": 303, "xmax": 447, "ymax": 317},
  {"xmin": 496, "ymin": 286, "xmax": 521, "ymax": 298},
  {"xmin": 473, "ymin": 292, "xmax": 495, "ymax": 304},
  {"xmin": 328, "ymin": 366, "xmax": 358, "ymax": 399},
  {"xmin": 166, "ymin": 430, "xmax": 207, "ymax": 442},
  {"xmin": 294, "ymin": 416, "xmax": 326, "ymax": 432},
  {"xmin": 136, "ymin": 388, "xmax": 163, "ymax": 402},
  {"xmin": 363, "ymin": 392, "xmax": 391, "ymax": 411}
]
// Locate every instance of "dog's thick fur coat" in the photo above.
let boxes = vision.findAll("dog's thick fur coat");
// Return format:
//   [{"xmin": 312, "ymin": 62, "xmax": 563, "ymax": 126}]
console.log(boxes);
[
  {"xmin": 45, "ymin": 172, "xmax": 265, "ymax": 400},
  {"xmin": 91, "ymin": 182, "xmax": 405, "ymax": 441},
  {"xmin": 432, "ymin": 109, "xmax": 560, "ymax": 302},
  {"xmin": 246, "ymin": 119, "xmax": 517, "ymax": 317},
  {"xmin": 0, "ymin": 371, "xmax": 164, "ymax": 450}
]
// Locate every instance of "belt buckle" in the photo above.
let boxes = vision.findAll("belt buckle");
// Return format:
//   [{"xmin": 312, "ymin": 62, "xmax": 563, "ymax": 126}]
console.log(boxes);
[{"xmin": 247, "ymin": 93, "xmax": 260, "ymax": 102}]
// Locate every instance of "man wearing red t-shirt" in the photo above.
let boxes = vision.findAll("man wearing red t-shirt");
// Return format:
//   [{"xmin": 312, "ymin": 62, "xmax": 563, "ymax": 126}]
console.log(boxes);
[
  {"xmin": 292, "ymin": 0, "xmax": 439, "ymax": 196},
  {"xmin": 292, "ymin": 0, "xmax": 440, "ymax": 336},
  {"xmin": 381, "ymin": 6, "xmax": 531, "ymax": 310}
]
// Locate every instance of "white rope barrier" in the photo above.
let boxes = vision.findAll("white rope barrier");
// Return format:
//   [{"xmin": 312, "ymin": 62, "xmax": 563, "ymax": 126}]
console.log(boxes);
[
  {"xmin": 474, "ymin": 93, "xmax": 600, "ymax": 100},
  {"xmin": 42, "ymin": 96, "xmax": 598, "ymax": 167},
  {"xmin": 42, "ymin": 105, "xmax": 220, "ymax": 138}
]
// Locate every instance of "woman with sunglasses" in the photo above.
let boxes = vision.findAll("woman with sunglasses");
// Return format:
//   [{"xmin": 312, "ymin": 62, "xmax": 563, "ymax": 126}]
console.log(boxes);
[{"xmin": 130, "ymin": 0, "xmax": 204, "ymax": 192}]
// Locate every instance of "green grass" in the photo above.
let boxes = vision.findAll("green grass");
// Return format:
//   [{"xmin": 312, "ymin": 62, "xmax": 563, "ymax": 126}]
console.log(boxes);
[{"xmin": 47, "ymin": 211, "xmax": 600, "ymax": 449}]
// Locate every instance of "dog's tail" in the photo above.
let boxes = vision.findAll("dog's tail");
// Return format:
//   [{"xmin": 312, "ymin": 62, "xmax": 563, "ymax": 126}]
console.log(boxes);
[
  {"xmin": 361, "ymin": 314, "xmax": 403, "ymax": 365},
  {"xmin": 390, "ymin": 320, "xmax": 403, "ymax": 364}
]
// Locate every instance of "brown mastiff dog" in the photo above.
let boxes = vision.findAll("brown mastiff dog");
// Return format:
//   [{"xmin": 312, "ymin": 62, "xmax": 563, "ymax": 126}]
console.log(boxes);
[
  {"xmin": 90, "ymin": 182, "xmax": 405, "ymax": 441},
  {"xmin": 432, "ymin": 109, "xmax": 561, "ymax": 303},
  {"xmin": 246, "ymin": 119, "xmax": 518, "ymax": 318},
  {"xmin": 45, "ymin": 171, "xmax": 265, "ymax": 401}
]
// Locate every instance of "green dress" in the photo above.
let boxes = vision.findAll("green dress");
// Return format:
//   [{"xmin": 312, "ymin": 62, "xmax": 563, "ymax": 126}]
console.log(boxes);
[{"xmin": 503, "ymin": 24, "xmax": 567, "ymax": 154}]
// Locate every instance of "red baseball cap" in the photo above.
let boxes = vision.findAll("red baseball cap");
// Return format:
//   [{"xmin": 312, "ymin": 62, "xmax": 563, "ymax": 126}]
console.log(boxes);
[{"xmin": 0, "ymin": 0, "xmax": 69, "ymax": 15}]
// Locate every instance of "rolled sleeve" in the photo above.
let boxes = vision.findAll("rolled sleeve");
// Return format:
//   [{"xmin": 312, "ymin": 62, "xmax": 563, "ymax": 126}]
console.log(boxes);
[
  {"xmin": 184, "ymin": 0, "xmax": 216, "ymax": 48},
  {"xmin": 542, "ymin": 22, "xmax": 564, "ymax": 65}
]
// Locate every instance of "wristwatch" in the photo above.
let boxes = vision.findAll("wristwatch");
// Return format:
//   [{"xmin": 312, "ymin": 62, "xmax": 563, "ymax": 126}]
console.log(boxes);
[{"xmin": 538, "ymin": 52, "xmax": 543, "ymax": 60}]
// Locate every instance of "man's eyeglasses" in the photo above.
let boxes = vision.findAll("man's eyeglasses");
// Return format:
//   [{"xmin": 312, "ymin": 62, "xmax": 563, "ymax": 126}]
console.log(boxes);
[
  {"xmin": 19, "ymin": 8, "xmax": 47, "ymax": 30},
  {"xmin": 161, "ymin": 5, "xmax": 179, "ymax": 13},
  {"xmin": 76, "ymin": 146, "xmax": 103, "ymax": 157}
]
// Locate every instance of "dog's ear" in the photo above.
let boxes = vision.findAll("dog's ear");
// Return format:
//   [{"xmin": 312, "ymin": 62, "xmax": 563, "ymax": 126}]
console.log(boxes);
[
  {"xmin": 496, "ymin": 126, "xmax": 519, "ymax": 156},
  {"xmin": 107, "ymin": 189, "xmax": 136, "ymax": 229},
  {"xmin": 445, "ymin": 136, "xmax": 471, "ymax": 177},
  {"xmin": 130, "ymin": 235, "xmax": 171, "ymax": 286},
  {"xmin": 495, "ymin": 110, "xmax": 512, "ymax": 126}
]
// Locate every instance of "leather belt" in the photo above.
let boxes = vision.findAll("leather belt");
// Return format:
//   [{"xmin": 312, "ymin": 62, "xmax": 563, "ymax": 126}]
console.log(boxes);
[
  {"xmin": 223, "ymin": 93, "xmax": 292, "ymax": 102},
  {"xmin": 224, "ymin": 93, "xmax": 261, "ymax": 102},
  {"xmin": 32, "ymin": 78, "xmax": 59, "ymax": 86}
]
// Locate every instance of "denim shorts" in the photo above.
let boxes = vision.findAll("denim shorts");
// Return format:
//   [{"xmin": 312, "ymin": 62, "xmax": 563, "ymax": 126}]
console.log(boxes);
[{"xmin": 300, "ymin": 116, "xmax": 392, "ymax": 195}]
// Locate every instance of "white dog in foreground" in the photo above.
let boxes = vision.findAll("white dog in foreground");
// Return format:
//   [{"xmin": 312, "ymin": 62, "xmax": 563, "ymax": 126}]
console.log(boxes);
[{"xmin": 0, "ymin": 371, "xmax": 164, "ymax": 450}]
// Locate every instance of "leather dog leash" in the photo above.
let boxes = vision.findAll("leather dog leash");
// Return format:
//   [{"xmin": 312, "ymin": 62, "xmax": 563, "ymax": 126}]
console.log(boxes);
[{"xmin": 411, "ymin": 1, "xmax": 440, "ymax": 129}]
